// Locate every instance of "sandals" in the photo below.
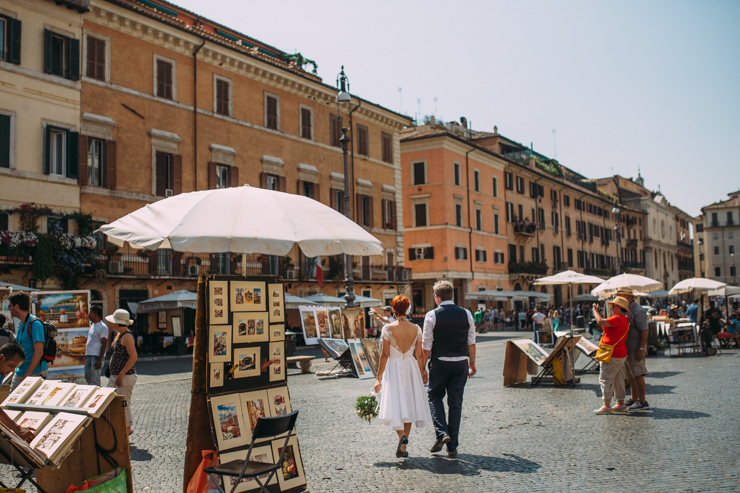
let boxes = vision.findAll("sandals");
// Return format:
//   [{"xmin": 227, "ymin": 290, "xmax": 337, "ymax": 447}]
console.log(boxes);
[{"xmin": 396, "ymin": 435, "xmax": 408, "ymax": 458}]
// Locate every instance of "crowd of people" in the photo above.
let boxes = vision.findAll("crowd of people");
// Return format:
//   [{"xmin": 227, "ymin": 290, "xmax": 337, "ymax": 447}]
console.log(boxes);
[
  {"xmin": 471, "ymin": 304, "xmax": 594, "ymax": 333},
  {"xmin": 0, "ymin": 292, "xmax": 139, "ymax": 442}
]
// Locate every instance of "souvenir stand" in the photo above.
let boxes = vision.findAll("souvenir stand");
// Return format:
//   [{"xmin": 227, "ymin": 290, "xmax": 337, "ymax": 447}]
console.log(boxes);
[
  {"xmin": 184, "ymin": 275, "xmax": 307, "ymax": 493},
  {"xmin": 0, "ymin": 396, "xmax": 132, "ymax": 492}
]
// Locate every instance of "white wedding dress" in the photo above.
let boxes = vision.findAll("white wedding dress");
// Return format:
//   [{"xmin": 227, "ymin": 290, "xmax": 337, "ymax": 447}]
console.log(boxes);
[{"xmin": 378, "ymin": 325, "xmax": 432, "ymax": 430}]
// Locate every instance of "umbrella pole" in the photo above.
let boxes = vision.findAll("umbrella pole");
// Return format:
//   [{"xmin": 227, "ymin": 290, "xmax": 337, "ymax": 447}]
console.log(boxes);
[{"xmin": 569, "ymin": 283, "xmax": 575, "ymax": 386}]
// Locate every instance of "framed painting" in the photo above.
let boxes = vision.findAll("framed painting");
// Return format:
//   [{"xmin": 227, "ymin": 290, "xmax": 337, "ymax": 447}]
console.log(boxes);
[
  {"xmin": 270, "ymin": 323, "xmax": 285, "ymax": 342},
  {"xmin": 33, "ymin": 290, "xmax": 91, "ymax": 329},
  {"xmin": 266, "ymin": 386, "xmax": 292, "ymax": 417},
  {"xmin": 53, "ymin": 329, "xmax": 89, "ymax": 368},
  {"xmin": 315, "ymin": 309, "xmax": 330, "ymax": 339},
  {"xmin": 209, "ymin": 394, "xmax": 250, "ymax": 451},
  {"xmin": 231, "ymin": 281, "xmax": 266, "ymax": 313},
  {"xmin": 172, "ymin": 316, "xmax": 182, "ymax": 338},
  {"xmin": 328, "ymin": 308, "xmax": 343, "ymax": 339},
  {"xmin": 209, "ymin": 280, "xmax": 229, "ymax": 324},
  {"xmin": 268, "ymin": 283, "xmax": 284, "ymax": 323},
  {"xmin": 210, "ymin": 363, "xmax": 224, "ymax": 388},
  {"xmin": 233, "ymin": 347, "xmax": 261, "ymax": 379},
  {"xmin": 361, "ymin": 338, "xmax": 381, "ymax": 375},
  {"xmin": 209, "ymin": 325, "xmax": 232, "ymax": 363},
  {"xmin": 349, "ymin": 339, "xmax": 374, "ymax": 377},
  {"xmin": 232, "ymin": 313, "xmax": 269, "ymax": 344},
  {"xmin": 239, "ymin": 389, "xmax": 270, "ymax": 431},
  {"xmin": 299, "ymin": 307, "xmax": 318, "ymax": 346},
  {"xmin": 270, "ymin": 436, "xmax": 306, "ymax": 490},
  {"xmin": 219, "ymin": 446, "xmax": 276, "ymax": 492},
  {"xmin": 269, "ymin": 342, "xmax": 285, "ymax": 382}
]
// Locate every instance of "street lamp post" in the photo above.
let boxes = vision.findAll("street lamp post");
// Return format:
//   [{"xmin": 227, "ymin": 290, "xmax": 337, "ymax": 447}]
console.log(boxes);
[
  {"xmin": 336, "ymin": 67, "xmax": 357, "ymax": 308},
  {"xmin": 612, "ymin": 199, "xmax": 621, "ymax": 275}
]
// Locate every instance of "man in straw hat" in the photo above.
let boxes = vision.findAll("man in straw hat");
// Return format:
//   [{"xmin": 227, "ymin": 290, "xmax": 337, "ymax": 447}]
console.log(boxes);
[{"xmin": 615, "ymin": 287, "xmax": 650, "ymax": 411}]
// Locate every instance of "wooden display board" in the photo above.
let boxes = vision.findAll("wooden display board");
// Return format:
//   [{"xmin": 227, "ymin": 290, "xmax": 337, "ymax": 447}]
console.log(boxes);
[{"xmin": 185, "ymin": 275, "xmax": 306, "ymax": 493}]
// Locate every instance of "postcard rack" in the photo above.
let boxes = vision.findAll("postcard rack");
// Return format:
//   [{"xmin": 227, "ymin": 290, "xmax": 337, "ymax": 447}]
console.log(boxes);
[
  {"xmin": 0, "ymin": 396, "xmax": 132, "ymax": 493},
  {"xmin": 184, "ymin": 275, "xmax": 307, "ymax": 493}
]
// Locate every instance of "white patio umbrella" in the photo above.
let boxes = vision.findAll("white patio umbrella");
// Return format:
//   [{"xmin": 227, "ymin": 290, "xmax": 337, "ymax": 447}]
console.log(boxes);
[
  {"xmin": 534, "ymin": 270, "xmax": 605, "ymax": 385},
  {"xmin": 98, "ymin": 185, "xmax": 383, "ymax": 257},
  {"xmin": 591, "ymin": 273, "xmax": 662, "ymax": 297},
  {"xmin": 668, "ymin": 278, "xmax": 726, "ymax": 295},
  {"xmin": 303, "ymin": 293, "xmax": 347, "ymax": 306}
]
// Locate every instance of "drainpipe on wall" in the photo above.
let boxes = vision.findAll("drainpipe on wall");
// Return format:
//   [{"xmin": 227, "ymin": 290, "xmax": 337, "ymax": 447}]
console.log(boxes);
[
  {"xmin": 465, "ymin": 146, "xmax": 475, "ymax": 290},
  {"xmin": 192, "ymin": 36, "xmax": 206, "ymax": 191}
]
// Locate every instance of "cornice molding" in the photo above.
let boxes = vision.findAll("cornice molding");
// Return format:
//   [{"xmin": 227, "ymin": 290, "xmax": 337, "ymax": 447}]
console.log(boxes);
[{"xmin": 88, "ymin": 2, "xmax": 407, "ymax": 131}]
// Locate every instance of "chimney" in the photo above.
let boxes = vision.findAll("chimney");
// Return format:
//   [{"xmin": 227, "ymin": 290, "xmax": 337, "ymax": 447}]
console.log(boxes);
[
  {"xmin": 430, "ymin": 116, "xmax": 435, "ymax": 126},
  {"xmin": 493, "ymin": 125, "xmax": 498, "ymax": 135}
]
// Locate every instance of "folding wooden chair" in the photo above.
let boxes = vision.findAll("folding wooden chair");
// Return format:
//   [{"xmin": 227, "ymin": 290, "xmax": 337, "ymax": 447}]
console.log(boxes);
[{"xmin": 206, "ymin": 411, "xmax": 299, "ymax": 493}]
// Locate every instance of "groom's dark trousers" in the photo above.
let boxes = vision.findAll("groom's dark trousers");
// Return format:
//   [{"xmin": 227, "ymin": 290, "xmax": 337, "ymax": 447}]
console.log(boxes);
[{"xmin": 428, "ymin": 359, "xmax": 468, "ymax": 451}]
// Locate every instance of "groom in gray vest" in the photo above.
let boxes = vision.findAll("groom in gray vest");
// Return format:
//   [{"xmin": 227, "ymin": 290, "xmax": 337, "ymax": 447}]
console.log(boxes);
[{"xmin": 422, "ymin": 280, "xmax": 477, "ymax": 457}]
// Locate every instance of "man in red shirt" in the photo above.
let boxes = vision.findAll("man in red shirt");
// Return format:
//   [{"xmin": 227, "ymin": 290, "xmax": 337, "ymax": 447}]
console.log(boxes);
[{"xmin": 592, "ymin": 296, "xmax": 630, "ymax": 414}]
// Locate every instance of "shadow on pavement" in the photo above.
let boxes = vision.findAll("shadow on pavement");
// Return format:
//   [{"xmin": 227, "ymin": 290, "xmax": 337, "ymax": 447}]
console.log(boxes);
[
  {"xmin": 129, "ymin": 444, "xmax": 154, "ymax": 461},
  {"xmin": 375, "ymin": 453, "xmax": 540, "ymax": 476},
  {"xmin": 617, "ymin": 409, "xmax": 711, "ymax": 420},
  {"xmin": 135, "ymin": 357, "xmax": 194, "ymax": 376},
  {"xmin": 646, "ymin": 371, "xmax": 684, "ymax": 379}
]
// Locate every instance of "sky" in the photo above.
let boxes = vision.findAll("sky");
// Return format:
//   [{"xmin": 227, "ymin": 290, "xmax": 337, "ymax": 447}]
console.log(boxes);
[{"xmin": 174, "ymin": 0, "xmax": 740, "ymax": 217}]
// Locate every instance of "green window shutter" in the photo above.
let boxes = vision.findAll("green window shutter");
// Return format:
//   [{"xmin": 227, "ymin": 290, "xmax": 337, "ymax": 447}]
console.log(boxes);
[
  {"xmin": 43, "ymin": 29, "xmax": 53, "ymax": 74},
  {"xmin": 43, "ymin": 125, "xmax": 50, "ymax": 174},
  {"xmin": 66, "ymin": 131, "xmax": 79, "ymax": 178},
  {"xmin": 68, "ymin": 37, "xmax": 80, "ymax": 81},
  {"xmin": 0, "ymin": 114, "xmax": 10, "ymax": 168},
  {"xmin": 8, "ymin": 18, "xmax": 22, "ymax": 65}
]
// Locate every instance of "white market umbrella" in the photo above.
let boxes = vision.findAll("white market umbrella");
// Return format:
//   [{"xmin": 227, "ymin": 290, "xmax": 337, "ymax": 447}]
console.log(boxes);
[
  {"xmin": 707, "ymin": 286, "xmax": 740, "ymax": 297},
  {"xmin": 591, "ymin": 273, "xmax": 663, "ymax": 297},
  {"xmin": 668, "ymin": 278, "xmax": 726, "ymax": 295},
  {"xmin": 98, "ymin": 186, "xmax": 383, "ymax": 258},
  {"xmin": 303, "ymin": 293, "xmax": 347, "ymax": 306},
  {"xmin": 534, "ymin": 270, "xmax": 605, "ymax": 385},
  {"xmin": 464, "ymin": 289, "xmax": 519, "ymax": 300}
]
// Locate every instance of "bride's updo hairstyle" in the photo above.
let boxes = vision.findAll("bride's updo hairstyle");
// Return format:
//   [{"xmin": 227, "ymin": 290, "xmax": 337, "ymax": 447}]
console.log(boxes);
[{"xmin": 390, "ymin": 295, "xmax": 410, "ymax": 318}]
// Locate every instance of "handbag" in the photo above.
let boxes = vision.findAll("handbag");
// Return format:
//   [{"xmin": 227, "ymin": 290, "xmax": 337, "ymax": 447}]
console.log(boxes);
[{"xmin": 594, "ymin": 328, "xmax": 628, "ymax": 364}]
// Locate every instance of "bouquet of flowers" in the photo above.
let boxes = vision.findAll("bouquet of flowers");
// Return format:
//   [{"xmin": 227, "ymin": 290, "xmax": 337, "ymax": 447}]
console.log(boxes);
[{"xmin": 355, "ymin": 395, "xmax": 379, "ymax": 425}]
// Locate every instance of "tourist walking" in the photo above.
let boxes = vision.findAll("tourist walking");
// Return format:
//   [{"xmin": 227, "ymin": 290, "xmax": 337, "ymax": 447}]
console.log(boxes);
[
  {"xmin": 7, "ymin": 292, "xmax": 48, "ymax": 392},
  {"xmin": 422, "ymin": 281, "xmax": 477, "ymax": 457},
  {"xmin": 106, "ymin": 309, "xmax": 138, "ymax": 434},
  {"xmin": 592, "ymin": 297, "xmax": 630, "ymax": 414},
  {"xmin": 373, "ymin": 296, "xmax": 432, "ymax": 458},
  {"xmin": 616, "ymin": 288, "xmax": 650, "ymax": 411},
  {"xmin": 85, "ymin": 306, "xmax": 109, "ymax": 386}
]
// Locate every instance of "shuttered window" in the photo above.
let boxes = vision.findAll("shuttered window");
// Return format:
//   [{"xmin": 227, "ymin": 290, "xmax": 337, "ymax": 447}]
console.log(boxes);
[
  {"xmin": 330, "ymin": 115, "xmax": 342, "ymax": 147},
  {"xmin": 156, "ymin": 59, "xmax": 173, "ymax": 100},
  {"xmin": 381, "ymin": 132, "xmax": 392, "ymax": 163},
  {"xmin": 413, "ymin": 161, "xmax": 425, "ymax": 185},
  {"xmin": 265, "ymin": 95, "xmax": 278, "ymax": 130},
  {"xmin": 216, "ymin": 78, "xmax": 230, "ymax": 116},
  {"xmin": 301, "ymin": 107, "xmax": 312, "ymax": 139},
  {"xmin": 357, "ymin": 125, "xmax": 368, "ymax": 156},
  {"xmin": 0, "ymin": 113, "xmax": 9, "ymax": 169},
  {"xmin": 44, "ymin": 29, "xmax": 79, "ymax": 81},
  {"xmin": 86, "ymin": 36, "xmax": 105, "ymax": 81}
]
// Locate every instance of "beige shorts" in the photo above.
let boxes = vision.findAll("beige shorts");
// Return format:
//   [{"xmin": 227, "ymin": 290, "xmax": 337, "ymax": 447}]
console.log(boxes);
[{"xmin": 624, "ymin": 352, "xmax": 648, "ymax": 379}]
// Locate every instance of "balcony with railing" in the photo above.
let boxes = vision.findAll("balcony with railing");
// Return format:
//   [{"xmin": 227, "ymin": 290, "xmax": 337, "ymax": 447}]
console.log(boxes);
[
  {"xmin": 622, "ymin": 261, "xmax": 645, "ymax": 270},
  {"xmin": 584, "ymin": 267, "xmax": 616, "ymax": 277},
  {"xmin": 625, "ymin": 238, "xmax": 638, "ymax": 248},
  {"xmin": 512, "ymin": 220, "xmax": 537, "ymax": 237},
  {"xmin": 508, "ymin": 262, "xmax": 548, "ymax": 275},
  {"xmin": 678, "ymin": 260, "xmax": 695, "ymax": 272},
  {"xmin": 678, "ymin": 240, "xmax": 693, "ymax": 250},
  {"xmin": 99, "ymin": 252, "xmax": 260, "ymax": 279}
]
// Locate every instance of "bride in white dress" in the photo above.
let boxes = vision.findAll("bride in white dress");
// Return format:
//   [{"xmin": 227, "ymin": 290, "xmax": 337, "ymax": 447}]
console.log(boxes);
[{"xmin": 373, "ymin": 296, "xmax": 432, "ymax": 457}]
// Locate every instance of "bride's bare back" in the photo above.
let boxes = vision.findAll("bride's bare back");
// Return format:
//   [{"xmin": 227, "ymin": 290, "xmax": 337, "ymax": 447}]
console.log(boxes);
[{"xmin": 386, "ymin": 319, "xmax": 420, "ymax": 354}]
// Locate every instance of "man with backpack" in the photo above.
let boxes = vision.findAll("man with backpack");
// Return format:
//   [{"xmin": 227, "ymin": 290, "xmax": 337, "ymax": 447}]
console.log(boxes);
[{"xmin": 7, "ymin": 292, "xmax": 48, "ymax": 391}]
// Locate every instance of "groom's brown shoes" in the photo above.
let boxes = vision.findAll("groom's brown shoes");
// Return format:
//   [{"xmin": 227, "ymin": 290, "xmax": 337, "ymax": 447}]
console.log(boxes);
[{"xmin": 430, "ymin": 434, "xmax": 450, "ymax": 453}]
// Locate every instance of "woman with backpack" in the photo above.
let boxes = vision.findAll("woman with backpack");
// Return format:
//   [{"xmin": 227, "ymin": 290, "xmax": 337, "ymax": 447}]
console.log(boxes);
[{"xmin": 106, "ymin": 309, "xmax": 138, "ymax": 435}]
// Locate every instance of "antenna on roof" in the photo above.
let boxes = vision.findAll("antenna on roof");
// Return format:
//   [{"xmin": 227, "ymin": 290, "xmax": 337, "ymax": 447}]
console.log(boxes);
[
  {"xmin": 552, "ymin": 129, "xmax": 557, "ymax": 158},
  {"xmin": 417, "ymin": 98, "xmax": 421, "ymax": 123},
  {"xmin": 397, "ymin": 87, "xmax": 402, "ymax": 114}
]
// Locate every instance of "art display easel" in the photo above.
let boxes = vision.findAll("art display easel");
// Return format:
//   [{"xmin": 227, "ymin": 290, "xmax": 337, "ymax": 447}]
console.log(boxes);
[
  {"xmin": 183, "ymin": 275, "xmax": 307, "ymax": 493},
  {"xmin": 556, "ymin": 331, "xmax": 599, "ymax": 374},
  {"xmin": 0, "ymin": 397, "xmax": 132, "ymax": 493},
  {"xmin": 316, "ymin": 339, "xmax": 355, "ymax": 377},
  {"xmin": 530, "ymin": 334, "xmax": 581, "ymax": 386}
]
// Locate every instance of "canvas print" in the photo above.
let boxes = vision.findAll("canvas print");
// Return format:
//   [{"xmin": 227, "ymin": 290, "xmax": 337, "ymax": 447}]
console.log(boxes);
[
  {"xmin": 268, "ymin": 283, "xmax": 285, "ymax": 323},
  {"xmin": 270, "ymin": 323, "xmax": 285, "ymax": 342},
  {"xmin": 233, "ymin": 347, "xmax": 261, "ymax": 378},
  {"xmin": 576, "ymin": 337, "xmax": 599, "ymax": 355},
  {"xmin": 269, "ymin": 342, "xmax": 285, "ymax": 382},
  {"xmin": 208, "ymin": 325, "xmax": 232, "ymax": 363},
  {"xmin": 231, "ymin": 281, "xmax": 266, "ymax": 312},
  {"xmin": 299, "ymin": 308, "xmax": 319, "ymax": 345},
  {"xmin": 361, "ymin": 338, "xmax": 381, "ymax": 375},
  {"xmin": 513, "ymin": 339, "xmax": 549, "ymax": 366},
  {"xmin": 349, "ymin": 339, "xmax": 374, "ymax": 377},
  {"xmin": 240, "ymin": 390, "xmax": 270, "ymax": 431},
  {"xmin": 267, "ymin": 386, "xmax": 292, "ymax": 417},
  {"xmin": 209, "ymin": 281, "xmax": 229, "ymax": 324},
  {"xmin": 271, "ymin": 437, "xmax": 306, "ymax": 490},
  {"xmin": 328, "ymin": 308, "xmax": 343, "ymax": 339},
  {"xmin": 315, "ymin": 309, "xmax": 330, "ymax": 339},
  {"xmin": 233, "ymin": 313, "xmax": 269, "ymax": 343},
  {"xmin": 210, "ymin": 363, "xmax": 224, "ymax": 388},
  {"xmin": 220, "ymin": 446, "xmax": 276, "ymax": 492},
  {"xmin": 319, "ymin": 338, "xmax": 349, "ymax": 359},
  {"xmin": 343, "ymin": 307, "xmax": 366, "ymax": 339},
  {"xmin": 33, "ymin": 291, "xmax": 90, "ymax": 329},
  {"xmin": 46, "ymin": 365, "xmax": 86, "ymax": 385},
  {"xmin": 53, "ymin": 329, "xmax": 88, "ymax": 367},
  {"xmin": 210, "ymin": 394, "xmax": 250, "ymax": 450}
]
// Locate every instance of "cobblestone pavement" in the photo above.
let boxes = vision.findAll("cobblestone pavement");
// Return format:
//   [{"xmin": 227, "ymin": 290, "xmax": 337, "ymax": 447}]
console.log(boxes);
[{"xmin": 2, "ymin": 332, "xmax": 739, "ymax": 492}]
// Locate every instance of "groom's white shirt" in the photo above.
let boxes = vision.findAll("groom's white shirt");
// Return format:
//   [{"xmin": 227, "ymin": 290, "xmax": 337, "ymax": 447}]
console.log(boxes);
[{"xmin": 422, "ymin": 300, "xmax": 476, "ymax": 362}]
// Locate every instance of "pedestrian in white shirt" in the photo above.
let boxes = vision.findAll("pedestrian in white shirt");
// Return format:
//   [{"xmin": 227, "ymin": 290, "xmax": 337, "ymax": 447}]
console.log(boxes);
[{"xmin": 85, "ymin": 306, "xmax": 109, "ymax": 386}]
